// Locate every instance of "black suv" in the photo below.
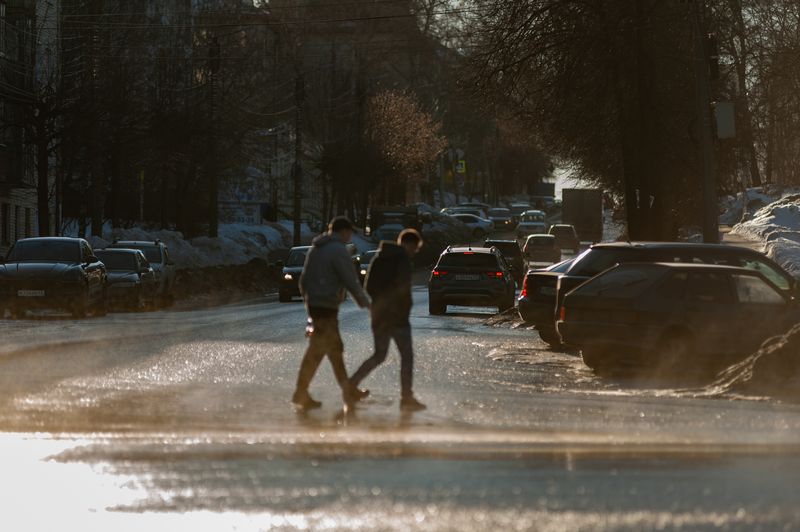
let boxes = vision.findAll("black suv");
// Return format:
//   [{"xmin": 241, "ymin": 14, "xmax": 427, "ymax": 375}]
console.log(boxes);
[
  {"xmin": 521, "ymin": 242, "xmax": 796, "ymax": 347},
  {"xmin": 428, "ymin": 246, "xmax": 516, "ymax": 315}
]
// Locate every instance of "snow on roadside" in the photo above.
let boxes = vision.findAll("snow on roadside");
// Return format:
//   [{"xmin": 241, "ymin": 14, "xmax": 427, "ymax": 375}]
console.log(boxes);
[
  {"xmin": 733, "ymin": 194, "xmax": 800, "ymax": 277},
  {"xmin": 719, "ymin": 187, "xmax": 779, "ymax": 226}
]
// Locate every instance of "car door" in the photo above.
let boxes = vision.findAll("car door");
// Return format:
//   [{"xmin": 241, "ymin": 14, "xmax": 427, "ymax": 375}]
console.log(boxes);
[
  {"xmin": 683, "ymin": 271, "xmax": 738, "ymax": 355},
  {"xmin": 730, "ymin": 273, "xmax": 793, "ymax": 353}
]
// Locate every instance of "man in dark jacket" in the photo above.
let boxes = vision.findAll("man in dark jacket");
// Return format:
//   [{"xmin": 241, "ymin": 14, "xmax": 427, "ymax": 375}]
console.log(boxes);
[
  {"xmin": 350, "ymin": 229, "xmax": 426, "ymax": 411},
  {"xmin": 292, "ymin": 216, "xmax": 371, "ymax": 410}
]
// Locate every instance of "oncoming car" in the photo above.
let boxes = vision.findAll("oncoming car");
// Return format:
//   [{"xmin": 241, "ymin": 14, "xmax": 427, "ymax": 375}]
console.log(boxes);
[
  {"xmin": 107, "ymin": 240, "xmax": 175, "ymax": 305},
  {"xmin": 95, "ymin": 248, "xmax": 158, "ymax": 310},
  {"xmin": 279, "ymin": 246, "xmax": 311, "ymax": 302}
]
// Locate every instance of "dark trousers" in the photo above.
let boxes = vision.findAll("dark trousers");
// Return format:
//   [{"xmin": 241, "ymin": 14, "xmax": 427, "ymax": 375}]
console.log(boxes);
[
  {"xmin": 295, "ymin": 307, "xmax": 351, "ymax": 396},
  {"xmin": 350, "ymin": 322, "xmax": 414, "ymax": 399}
]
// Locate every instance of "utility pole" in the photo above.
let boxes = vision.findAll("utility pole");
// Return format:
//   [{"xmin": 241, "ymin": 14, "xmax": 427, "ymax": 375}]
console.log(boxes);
[
  {"xmin": 689, "ymin": 0, "xmax": 718, "ymax": 243},
  {"xmin": 293, "ymin": 71, "xmax": 304, "ymax": 246},
  {"xmin": 208, "ymin": 36, "xmax": 220, "ymax": 237}
]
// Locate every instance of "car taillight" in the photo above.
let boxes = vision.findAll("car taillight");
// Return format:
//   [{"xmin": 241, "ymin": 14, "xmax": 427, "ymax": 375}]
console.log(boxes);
[
  {"xmin": 487, "ymin": 271, "xmax": 504, "ymax": 278},
  {"xmin": 520, "ymin": 276, "xmax": 529, "ymax": 297},
  {"xmin": 559, "ymin": 306, "xmax": 566, "ymax": 321},
  {"xmin": 432, "ymin": 270, "xmax": 448, "ymax": 277}
]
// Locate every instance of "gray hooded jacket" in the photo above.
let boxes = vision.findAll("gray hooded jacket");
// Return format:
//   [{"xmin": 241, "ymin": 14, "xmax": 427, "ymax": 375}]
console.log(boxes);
[{"xmin": 299, "ymin": 233, "xmax": 370, "ymax": 310}]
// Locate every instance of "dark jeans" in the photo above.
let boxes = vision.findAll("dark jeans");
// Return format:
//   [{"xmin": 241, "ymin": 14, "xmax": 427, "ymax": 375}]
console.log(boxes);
[
  {"xmin": 350, "ymin": 322, "xmax": 414, "ymax": 399},
  {"xmin": 295, "ymin": 307, "xmax": 352, "ymax": 397}
]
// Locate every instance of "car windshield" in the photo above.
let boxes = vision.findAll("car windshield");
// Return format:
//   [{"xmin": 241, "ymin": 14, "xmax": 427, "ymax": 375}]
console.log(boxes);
[
  {"xmin": 6, "ymin": 240, "xmax": 80, "ymax": 263},
  {"xmin": 438, "ymin": 253, "xmax": 499, "ymax": 269},
  {"xmin": 286, "ymin": 249, "xmax": 308, "ymax": 267},
  {"xmin": 521, "ymin": 213, "xmax": 544, "ymax": 223},
  {"xmin": 96, "ymin": 251, "xmax": 138, "ymax": 271}
]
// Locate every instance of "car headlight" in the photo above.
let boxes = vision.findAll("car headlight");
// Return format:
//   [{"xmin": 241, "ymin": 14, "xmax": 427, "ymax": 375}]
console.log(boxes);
[
  {"xmin": 360, "ymin": 269, "xmax": 367, "ymax": 276},
  {"xmin": 284, "ymin": 273, "xmax": 294, "ymax": 281}
]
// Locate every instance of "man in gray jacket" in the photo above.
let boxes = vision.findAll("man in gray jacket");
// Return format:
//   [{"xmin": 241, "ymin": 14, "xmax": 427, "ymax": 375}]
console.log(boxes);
[{"xmin": 292, "ymin": 216, "xmax": 371, "ymax": 410}]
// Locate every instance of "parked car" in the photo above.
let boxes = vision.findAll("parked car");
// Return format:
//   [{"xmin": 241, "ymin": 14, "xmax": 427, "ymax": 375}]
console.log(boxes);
[
  {"xmin": 0, "ymin": 237, "xmax": 107, "ymax": 318},
  {"xmin": 523, "ymin": 234, "xmax": 561, "ymax": 265},
  {"xmin": 95, "ymin": 249, "xmax": 158, "ymax": 310},
  {"xmin": 107, "ymin": 240, "xmax": 175, "ymax": 305},
  {"xmin": 527, "ymin": 242, "xmax": 797, "ymax": 348},
  {"xmin": 518, "ymin": 258, "xmax": 574, "ymax": 329},
  {"xmin": 549, "ymin": 224, "xmax": 580, "ymax": 254},
  {"xmin": 278, "ymin": 245, "xmax": 311, "ymax": 302},
  {"xmin": 509, "ymin": 203, "xmax": 531, "ymax": 224},
  {"xmin": 428, "ymin": 246, "xmax": 516, "ymax": 315},
  {"xmin": 484, "ymin": 239, "xmax": 524, "ymax": 284},
  {"xmin": 516, "ymin": 210, "xmax": 548, "ymax": 238},
  {"xmin": 558, "ymin": 262, "xmax": 800, "ymax": 374},
  {"xmin": 451, "ymin": 213, "xmax": 495, "ymax": 239},
  {"xmin": 487, "ymin": 207, "xmax": 515, "ymax": 230},
  {"xmin": 356, "ymin": 249, "xmax": 378, "ymax": 284}
]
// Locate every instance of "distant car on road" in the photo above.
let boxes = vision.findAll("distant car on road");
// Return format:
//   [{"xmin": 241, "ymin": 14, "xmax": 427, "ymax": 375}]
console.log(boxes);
[
  {"xmin": 356, "ymin": 249, "xmax": 378, "ymax": 284},
  {"xmin": 278, "ymin": 245, "xmax": 311, "ymax": 302},
  {"xmin": 523, "ymin": 234, "xmax": 562, "ymax": 265},
  {"xmin": 95, "ymin": 248, "xmax": 158, "ymax": 310},
  {"xmin": 509, "ymin": 203, "xmax": 531, "ymax": 225},
  {"xmin": 529, "ymin": 242, "xmax": 797, "ymax": 348},
  {"xmin": 451, "ymin": 213, "xmax": 495, "ymax": 239},
  {"xmin": 516, "ymin": 210, "xmax": 548, "ymax": 238},
  {"xmin": 107, "ymin": 240, "xmax": 175, "ymax": 306},
  {"xmin": 428, "ymin": 246, "xmax": 516, "ymax": 315},
  {"xmin": 0, "ymin": 237, "xmax": 107, "ymax": 318},
  {"xmin": 558, "ymin": 262, "xmax": 800, "ymax": 374},
  {"xmin": 484, "ymin": 239, "xmax": 524, "ymax": 284},
  {"xmin": 549, "ymin": 224, "xmax": 580, "ymax": 254},
  {"xmin": 487, "ymin": 208, "xmax": 515, "ymax": 230}
]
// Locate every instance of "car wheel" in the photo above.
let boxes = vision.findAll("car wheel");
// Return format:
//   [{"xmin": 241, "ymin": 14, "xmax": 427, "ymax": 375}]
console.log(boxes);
[
  {"xmin": 279, "ymin": 291, "xmax": 292, "ymax": 303},
  {"xmin": 537, "ymin": 325, "xmax": 562, "ymax": 348},
  {"xmin": 581, "ymin": 347, "xmax": 612, "ymax": 374},
  {"xmin": 72, "ymin": 296, "xmax": 87, "ymax": 319},
  {"xmin": 428, "ymin": 297, "xmax": 446, "ymax": 315}
]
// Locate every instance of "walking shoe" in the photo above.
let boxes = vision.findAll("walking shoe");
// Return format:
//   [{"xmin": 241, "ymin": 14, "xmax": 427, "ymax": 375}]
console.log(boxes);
[
  {"xmin": 400, "ymin": 396, "xmax": 426, "ymax": 411},
  {"xmin": 344, "ymin": 387, "xmax": 370, "ymax": 406},
  {"xmin": 291, "ymin": 391, "xmax": 322, "ymax": 410}
]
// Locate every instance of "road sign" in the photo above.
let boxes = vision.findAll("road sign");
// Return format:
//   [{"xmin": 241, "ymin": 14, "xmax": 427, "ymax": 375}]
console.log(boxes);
[{"xmin": 455, "ymin": 160, "xmax": 466, "ymax": 174}]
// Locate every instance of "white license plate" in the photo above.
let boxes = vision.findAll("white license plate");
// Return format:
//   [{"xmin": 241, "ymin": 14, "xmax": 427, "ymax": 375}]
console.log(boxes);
[
  {"xmin": 539, "ymin": 287, "xmax": 556, "ymax": 296},
  {"xmin": 17, "ymin": 290, "xmax": 45, "ymax": 297},
  {"xmin": 455, "ymin": 274, "xmax": 480, "ymax": 281}
]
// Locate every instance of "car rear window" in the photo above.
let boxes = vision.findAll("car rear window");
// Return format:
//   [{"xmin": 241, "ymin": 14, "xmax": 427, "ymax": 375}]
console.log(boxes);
[
  {"xmin": 551, "ymin": 226, "xmax": 574, "ymax": 236},
  {"xmin": 521, "ymin": 213, "xmax": 544, "ymax": 223},
  {"xmin": 570, "ymin": 265, "xmax": 664, "ymax": 298},
  {"xmin": 438, "ymin": 253, "xmax": 500, "ymax": 269},
  {"xmin": 95, "ymin": 251, "xmax": 137, "ymax": 271},
  {"xmin": 489, "ymin": 209, "xmax": 510, "ymax": 217},
  {"xmin": 6, "ymin": 240, "xmax": 81, "ymax": 263},
  {"xmin": 527, "ymin": 237, "xmax": 555, "ymax": 248},
  {"xmin": 490, "ymin": 243, "xmax": 521, "ymax": 258}
]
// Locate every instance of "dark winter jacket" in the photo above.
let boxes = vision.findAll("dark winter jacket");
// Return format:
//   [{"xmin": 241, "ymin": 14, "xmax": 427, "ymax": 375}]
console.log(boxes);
[
  {"xmin": 364, "ymin": 241, "xmax": 413, "ymax": 327},
  {"xmin": 300, "ymin": 233, "xmax": 370, "ymax": 310}
]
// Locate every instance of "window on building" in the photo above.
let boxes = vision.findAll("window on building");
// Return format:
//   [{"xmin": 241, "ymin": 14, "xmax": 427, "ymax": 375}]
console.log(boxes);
[
  {"xmin": 0, "ymin": 2, "xmax": 6, "ymax": 56},
  {"xmin": 1, "ymin": 203, "xmax": 9, "ymax": 244},
  {"xmin": 14, "ymin": 205, "xmax": 20, "ymax": 241}
]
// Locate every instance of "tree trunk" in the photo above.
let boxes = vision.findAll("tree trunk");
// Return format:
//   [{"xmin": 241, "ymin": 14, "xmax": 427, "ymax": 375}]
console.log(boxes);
[{"xmin": 36, "ymin": 126, "xmax": 50, "ymax": 237}]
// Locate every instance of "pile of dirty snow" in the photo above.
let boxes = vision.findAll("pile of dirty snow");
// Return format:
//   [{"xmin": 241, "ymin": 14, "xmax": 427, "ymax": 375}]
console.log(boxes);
[
  {"xmin": 719, "ymin": 187, "xmax": 780, "ymax": 226},
  {"xmin": 710, "ymin": 323, "xmax": 800, "ymax": 400},
  {"xmin": 733, "ymin": 194, "xmax": 800, "ymax": 277},
  {"xmin": 77, "ymin": 223, "xmax": 288, "ymax": 269}
]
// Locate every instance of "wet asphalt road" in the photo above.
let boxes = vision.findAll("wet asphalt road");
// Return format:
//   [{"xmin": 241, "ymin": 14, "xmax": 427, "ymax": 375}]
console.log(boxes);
[{"xmin": 2, "ymin": 278, "xmax": 800, "ymax": 529}]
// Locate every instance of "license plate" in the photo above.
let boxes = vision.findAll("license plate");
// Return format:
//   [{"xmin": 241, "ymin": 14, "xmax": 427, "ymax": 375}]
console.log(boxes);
[
  {"xmin": 455, "ymin": 274, "xmax": 480, "ymax": 281},
  {"xmin": 17, "ymin": 290, "xmax": 45, "ymax": 297},
  {"xmin": 539, "ymin": 287, "xmax": 556, "ymax": 296}
]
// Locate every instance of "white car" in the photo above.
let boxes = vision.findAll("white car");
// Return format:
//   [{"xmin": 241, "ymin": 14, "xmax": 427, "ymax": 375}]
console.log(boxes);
[
  {"xmin": 451, "ymin": 213, "xmax": 495, "ymax": 238},
  {"xmin": 516, "ymin": 210, "xmax": 548, "ymax": 238}
]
